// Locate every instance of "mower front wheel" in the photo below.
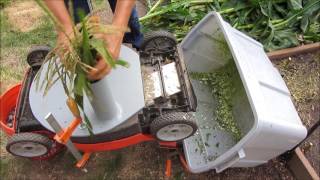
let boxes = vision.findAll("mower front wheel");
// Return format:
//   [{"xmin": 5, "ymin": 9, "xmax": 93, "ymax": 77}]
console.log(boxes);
[
  {"xmin": 151, "ymin": 112, "xmax": 197, "ymax": 142},
  {"xmin": 140, "ymin": 30, "xmax": 177, "ymax": 55},
  {"xmin": 6, "ymin": 133, "xmax": 53, "ymax": 158}
]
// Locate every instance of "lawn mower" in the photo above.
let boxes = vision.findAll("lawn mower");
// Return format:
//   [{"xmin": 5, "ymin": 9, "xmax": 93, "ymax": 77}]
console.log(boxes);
[
  {"xmin": 1, "ymin": 29, "xmax": 198, "ymax": 169},
  {"xmin": 1, "ymin": 12, "xmax": 307, "ymax": 174}
]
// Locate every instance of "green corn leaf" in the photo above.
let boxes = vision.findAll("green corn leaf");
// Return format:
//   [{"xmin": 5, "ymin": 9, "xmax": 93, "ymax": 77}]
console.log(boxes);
[
  {"xmin": 264, "ymin": 20, "xmax": 275, "ymax": 46},
  {"xmin": 274, "ymin": 0, "xmax": 320, "ymax": 29},
  {"xmin": 238, "ymin": 8, "xmax": 254, "ymax": 25},
  {"xmin": 266, "ymin": 30, "xmax": 299, "ymax": 51},
  {"xmin": 79, "ymin": 11, "xmax": 95, "ymax": 66},
  {"xmin": 74, "ymin": 94, "xmax": 84, "ymax": 111},
  {"xmin": 309, "ymin": 22, "xmax": 320, "ymax": 34},
  {"xmin": 273, "ymin": 3, "xmax": 287, "ymax": 17},
  {"xmin": 220, "ymin": 0, "xmax": 237, "ymax": 9},
  {"xmin": 75, "ymin": 94, "xmax": 93, "ymax": 135},
  {"xmin": 89, "ymin": 39, "xmax": 116, "ymax": 68},
  {"xmin": 300, "ymin": 16, "xmax": 309, "ymax": 32},
  {"xmin": 260, "ymin": 3, "xmax": 268, "ymax": 17},
  {"xmin": 83, "ymin": 113, "xmax": 94, "ymax": 135},
  {"xmin": 139, "ymin": 0, "xmax": 195, "ymax": 22},
  {"xmin": 84, "ymin": 83, "xmax": 94, "ymax": 101},
  {"xmin": 289, "ymin": 0, "xmax": 302, "ymax": 10},
  {"xmin": 74, "ymin": 72, "xmax": 86, "ymax": 96},
  {"xmin": 115, "ymin": 59, "xmax": 130, "ymax": 68}
]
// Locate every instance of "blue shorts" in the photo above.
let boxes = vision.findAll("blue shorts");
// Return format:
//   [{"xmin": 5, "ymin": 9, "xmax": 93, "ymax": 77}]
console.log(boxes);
[{"xmin": 64, "ymin": 0, "xmax": 143, "ymax": 49}]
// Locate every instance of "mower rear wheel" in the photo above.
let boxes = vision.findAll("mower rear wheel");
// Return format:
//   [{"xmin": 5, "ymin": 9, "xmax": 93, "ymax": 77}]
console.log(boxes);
[
  {"xmin": 26, "ymin": 45, "xmax": 51, "ymax": 67},
  {"xmin": 6, "ymin": 133, "xmax": 52, "ymax": 158},
  {"xmin": 151, "ymin": 112, "xmax": 197, "ymax": 142}
]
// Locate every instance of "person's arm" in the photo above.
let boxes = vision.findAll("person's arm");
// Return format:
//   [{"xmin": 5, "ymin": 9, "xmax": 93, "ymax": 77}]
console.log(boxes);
[
  {"xmin": 113, "ymin": 0, "xmax": 136, "ymax": 31},
  {"xmin": 88, "ymin": 0, "xmax": 136, "ymax": 80},
  {"xmin": 109, "ymin": 0, "xmax": 136, "ymax": 56},
  {"xmin": 44, "ymin": 0, "xmax": 74, "ymax": 40},
  {"xmin": 44, "ymin": 0, "xmax": 136, "ymax": 80}
]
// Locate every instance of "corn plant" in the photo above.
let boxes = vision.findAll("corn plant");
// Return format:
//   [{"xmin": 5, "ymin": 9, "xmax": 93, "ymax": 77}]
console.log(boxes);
[
  {"xmin": 34, "ymin": 0, "xmax": 129, "ymax": 134},
  {"xmin": 141, "ymin": 0, "xmax": 320, "ymax": 51}
]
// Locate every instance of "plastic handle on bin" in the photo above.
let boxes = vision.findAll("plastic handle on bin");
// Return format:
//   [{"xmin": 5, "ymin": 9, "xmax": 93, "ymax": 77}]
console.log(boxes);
[{"xmin": 215, "ymin": 149, "xmax": 246, "ymax": 173}]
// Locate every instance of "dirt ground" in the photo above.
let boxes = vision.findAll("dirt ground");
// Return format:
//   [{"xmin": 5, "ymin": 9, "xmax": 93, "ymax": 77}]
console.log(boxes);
[
  {"xmin": 3, "ymin": 1, "xmax": 43, "ymax": 32},
  {"xmin": 0, "ymin": 140, "xmax": 295, "ymax": 180},
  {"xmin": 273, "ymin": 52, "xmax": 320, "ymax": 175},
  {"xmin": 1, "ymin": 0, "xmax": 319, "ymax": 180}
]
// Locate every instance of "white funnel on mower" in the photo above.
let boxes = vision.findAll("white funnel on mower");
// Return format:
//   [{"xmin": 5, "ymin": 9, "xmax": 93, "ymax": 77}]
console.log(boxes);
[
  {"xmin": 90, "ymin": 79, "xmax": 120, "ymax": 120},
  {"xmin": 29, "ymin": 45, "xmax": 145, "ymax": 137}
]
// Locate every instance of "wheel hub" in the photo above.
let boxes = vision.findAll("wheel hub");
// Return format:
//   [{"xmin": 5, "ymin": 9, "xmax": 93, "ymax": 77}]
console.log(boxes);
[
  {"xmin": 9, "ymin": 142, "xmax": 48, "ymax": 157},
  {"xmin": 156, "ymin": 123, "xmax": 194, "ymax": 141}
]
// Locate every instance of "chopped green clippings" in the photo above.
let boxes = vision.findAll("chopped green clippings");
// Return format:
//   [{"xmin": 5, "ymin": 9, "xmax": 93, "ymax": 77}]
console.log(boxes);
[
  {"xmin": 205, "ymin": 133, "xmax": 211, "ymax": 142},
  {"xmin": 195, "ymin": 137, "xmax": 205, "ymax": 154},
  {"xmin": 207, "ymin": 155, "xmax": 216, "ymax": 162},
  {"xmin": 191, "ymin": 61, "xmax": 242, "ymax": 141},
  {"xmin": 215, "ymin": 142, "xmax": 220, "ymax": 148}
]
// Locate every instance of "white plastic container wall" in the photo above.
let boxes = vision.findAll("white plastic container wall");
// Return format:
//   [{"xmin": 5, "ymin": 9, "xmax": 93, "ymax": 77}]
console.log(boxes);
[{"xmin": 180, "ymin": 12, "xmax": 307, "ymax": 173}]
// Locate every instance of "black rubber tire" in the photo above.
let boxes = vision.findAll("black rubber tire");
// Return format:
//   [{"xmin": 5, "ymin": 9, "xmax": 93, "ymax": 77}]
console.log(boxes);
[
  {"xmin": 26, "ymin": 45, "xmax": 51, "ymax": 67},
  {"xmin": 140, "ymin": 30, "xmax": 177, "ymax": 54},
  {"xmin": 150, "ymin": 112, "xmax": 198, "ymax": 142},
  {"xmin": 6, "ymin": 133, "xmax": 52, "ymax": 158}
]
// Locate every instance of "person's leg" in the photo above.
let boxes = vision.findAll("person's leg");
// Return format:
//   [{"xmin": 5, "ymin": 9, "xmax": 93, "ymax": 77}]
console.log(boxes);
[
  {"xmin": 64, "ymin": 0, "xmax": 92, "ymax": 24},
  {"xmin": 126, "ymin": 7, "xmax": 144, "ymax": 49},
  {"xmin": 108, "ymin": 0, "xmax": 144, "ymax": 49}
]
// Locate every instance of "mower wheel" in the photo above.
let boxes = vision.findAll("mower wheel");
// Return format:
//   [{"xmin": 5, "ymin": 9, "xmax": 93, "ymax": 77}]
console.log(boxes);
[
  {"xmin": 6, "ymin": 133, "xmax": 52, "ymax": 158},
  {"xmin": 140, "ymin": 30, "xmax": 177, "ymax": 55},
  {"xmin": 150, "ymin": 112, "xmax": 197, "ymax": 142},
  {"xmin": 27, "ymin": 45, "xmax": 51, "ymax": 67}
]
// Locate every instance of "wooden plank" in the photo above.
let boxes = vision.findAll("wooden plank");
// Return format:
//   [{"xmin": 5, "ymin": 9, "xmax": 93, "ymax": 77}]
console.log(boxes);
[
  {"xmin": 267, "ymin": 43, "xmax": 320, "ymax": 60},
  {"xmin": 287, "ymin": 148, "xmax": 319, "ymax": 180}
]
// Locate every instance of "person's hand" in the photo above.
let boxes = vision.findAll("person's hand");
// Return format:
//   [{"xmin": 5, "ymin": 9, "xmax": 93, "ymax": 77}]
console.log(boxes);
[
  {"xmin": 56, "ymin": 26, "xmax": 74, "ymax": 55},
  {"xmin": 87, "ymin": 33, "xmax": 124, "ymax": 81}
]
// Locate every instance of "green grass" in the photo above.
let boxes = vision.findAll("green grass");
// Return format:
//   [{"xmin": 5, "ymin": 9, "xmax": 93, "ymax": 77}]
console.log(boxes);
[
  {"xmin": 0, "ymin": 7, "xmax": 56, "ymax": 93},
  {"xmin": 0, "ymin": 159, "xmax": 9, "ymax": 178},
  {"xmin": 0, "ymin": 11, "xmax": 56, "ymax": 49},
  {"xmin": 0, "ymin": 0, "xmax": 109, "ymax": 94}
]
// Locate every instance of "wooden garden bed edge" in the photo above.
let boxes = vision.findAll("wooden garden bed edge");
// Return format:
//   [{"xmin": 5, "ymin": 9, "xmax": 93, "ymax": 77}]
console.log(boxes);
[
  {"xmin": 267, "ymin": 42, "xmax": 320, "ymax": 60},
  {"xmin": 287, "ymin": 147, "xmax": 319, "ymax": 180}
]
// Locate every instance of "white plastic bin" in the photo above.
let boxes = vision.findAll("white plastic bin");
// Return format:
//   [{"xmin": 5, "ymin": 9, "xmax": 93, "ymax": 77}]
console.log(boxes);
[{"xmin": 180, "ymin": 12, "xmax": 307, "ymax": 173}]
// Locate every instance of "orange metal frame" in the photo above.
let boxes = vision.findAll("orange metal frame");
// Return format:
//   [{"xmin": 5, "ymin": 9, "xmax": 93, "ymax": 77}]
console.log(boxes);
[{"xmin": 0, "ymin": 84, "xmax": 176, "ymax": 152}]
